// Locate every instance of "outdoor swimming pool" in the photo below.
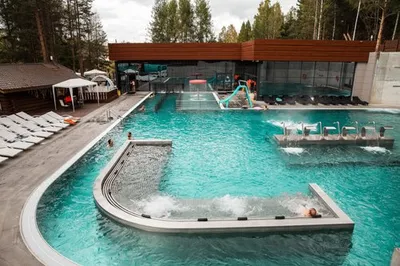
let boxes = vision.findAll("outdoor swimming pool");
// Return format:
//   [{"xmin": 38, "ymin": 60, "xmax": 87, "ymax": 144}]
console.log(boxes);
[{"xmin": 37, "ymin": 95, "xmax": 400, "ymax": 265}]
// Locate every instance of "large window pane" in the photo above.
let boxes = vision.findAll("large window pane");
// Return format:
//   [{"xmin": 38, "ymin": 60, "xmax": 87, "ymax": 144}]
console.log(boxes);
[
  {"xmin": 314, "ymin": 62, "xmax": 329, "ymax": 87},
  {"xmin": 288, "ymin": 62, "xmax": 301, "ymax": 83},
  {"xmin": 274, "ymin": 61, "xmax": 289, "ymax": 83},
  {"xmin": 327, "ymin": 62, "xmax": 342, "ymax": 88},
  {"xmin": 301, "ymin": 62, "xmax": 315, "ymax": 86}
]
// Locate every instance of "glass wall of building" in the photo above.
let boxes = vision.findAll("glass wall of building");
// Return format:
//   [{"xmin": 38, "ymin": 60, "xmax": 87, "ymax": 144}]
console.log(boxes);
[{"xmin": 258, "ymin": 61, "xmax": 355, "ymax": 97}]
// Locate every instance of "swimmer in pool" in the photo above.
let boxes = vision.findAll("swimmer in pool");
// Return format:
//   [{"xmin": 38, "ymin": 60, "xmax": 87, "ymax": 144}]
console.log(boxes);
[
  {"xmin": 304, "ymin": 208, "xmax": 318, "ymax": 217},
  {"xmin": 107, "ymin": 139, "xmax": 114, "ymax": 148},
  {"xmin": 128, "ymin": 132, "xmax": 132, "ymax": 140},
  {"xmin": 139, "ymin": 105, "xmax": 145, "ymax": 112}
]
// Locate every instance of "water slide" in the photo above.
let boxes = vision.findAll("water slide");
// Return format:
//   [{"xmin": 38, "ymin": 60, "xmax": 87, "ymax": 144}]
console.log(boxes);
[{"xmin": 219, "ymin": 80, "xmax": 253, "ymax": 108}]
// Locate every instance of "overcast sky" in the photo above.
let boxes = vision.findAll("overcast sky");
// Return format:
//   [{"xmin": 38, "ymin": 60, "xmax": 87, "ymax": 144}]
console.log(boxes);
[{"xmin": 93, "ymin": 0, "xmax": 297, "ymax": 43}]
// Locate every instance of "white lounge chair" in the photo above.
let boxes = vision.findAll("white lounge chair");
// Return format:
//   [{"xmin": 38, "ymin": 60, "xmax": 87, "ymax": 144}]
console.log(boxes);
[
  {"xmin": 7, "ymin": 114, "xmax": 28, "ymax": 125},
  {"xmin": 0, "ymin": 117, "xmax": 16, "ymax": 128},
  {"xmin": 47, "ymin": 111, "xmax": 80, "ymax": 122},
  {"xmin": 23, "ymin": 120, "xmax": 61, "ymax": 133},
  {"xmin": 0, "ymin": 128, "xmax": 44, "ymax": 144},
  {"xmin": 16, "ymin": 112, "xmax": 68, "ymax": 129},
  {"xmin": 2, "ymin": 116, "xmax": 60, "ymax": 134},
  {"xmin": 0, "ymin": 156, "xmax": 8, "ymax": 164},
  {"xmin": 0, "ymin": 141, "xmax": 22, "ymax": 157},
  {"xmin": 7, "ymin": 124, "xmax": 53, "ymax": 138},
  {"xmin": 41, "ymin": 113, "xmax": 70, "ymax": 127},
  {"xmin": 34, "ymin": 116, "xmax": 69, "ymax": 129},
  {"xmin": 0, "ymin": 137, "xmax": 34, "ymax": 150}
]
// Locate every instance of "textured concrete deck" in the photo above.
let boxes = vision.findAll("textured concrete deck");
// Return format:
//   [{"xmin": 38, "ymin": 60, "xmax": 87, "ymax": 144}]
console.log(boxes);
[{"xmin": 0, "ymin": 92, "xmax": 149, "ymax": 266}]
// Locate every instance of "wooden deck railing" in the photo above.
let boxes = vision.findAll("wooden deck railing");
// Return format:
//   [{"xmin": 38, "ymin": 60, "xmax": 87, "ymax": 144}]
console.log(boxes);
[{"xmin": 83, "ymin": 89, "xmax": 118, "ymax": 103}]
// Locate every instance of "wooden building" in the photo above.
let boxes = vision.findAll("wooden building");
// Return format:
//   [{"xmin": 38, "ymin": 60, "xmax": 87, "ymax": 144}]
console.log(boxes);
[
  {"xmin": 0, "ymin": 63, "xmax": 79, "ymax": 115},
  {"xmin": 109, "ymin": 40, "xmax": 378, "ymax": 95}
]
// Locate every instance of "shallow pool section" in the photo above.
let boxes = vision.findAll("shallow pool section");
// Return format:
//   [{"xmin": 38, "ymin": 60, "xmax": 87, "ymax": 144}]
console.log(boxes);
[
  {"xmin": 36, "ymin": 96, "xmax": 400, "ymax": 265},
  {"xmin": 94, "ymin": 140, "xmax": 353, "ymax": 234}
]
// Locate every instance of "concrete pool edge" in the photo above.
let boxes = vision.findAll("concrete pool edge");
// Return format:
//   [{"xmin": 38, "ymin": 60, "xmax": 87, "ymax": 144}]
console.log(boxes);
[
  {"xmin": 93, "ymin": 141, "xmax": 354, "ymax": 234},
  {"xmin": 20, "ymin": 92, "xmax": 154, "ymax": 266}
]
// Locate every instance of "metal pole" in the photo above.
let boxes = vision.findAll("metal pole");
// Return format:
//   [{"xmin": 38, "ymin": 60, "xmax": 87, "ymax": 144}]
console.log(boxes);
[
  {"xmin": 393, "ymin": 12, "xmax": 399, "ymax": 40},
  {"xmin": 353, "ymin": 0, "xmax": 362, "ymax": 40},
  {"xmin": 96, "ymin": 85, "xmax": 100, "ymax": 106},
  {"xmin": 52, "ymin": 86, "xmax": 57, "ymax": 110},
  {"xmin": 70, "ymin": 87, "xmax": 75, "ymax": 112}
]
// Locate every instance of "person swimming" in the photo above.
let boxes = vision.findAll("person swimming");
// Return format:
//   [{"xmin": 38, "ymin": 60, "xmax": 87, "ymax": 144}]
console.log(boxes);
[
  {"xmin": 304, "ymin": 208, "xmax": 318, "ymax": 217},
  {"xmin": 107, "ymin": 139, "xmax": 114, "ymax": 147},
  {"xmin": 139, "ymin": 105, "xmax": 145, "ymax": 112},
  {"xmin": 128, "ymin": 132, "xmax": 132, "ymax": 140}
]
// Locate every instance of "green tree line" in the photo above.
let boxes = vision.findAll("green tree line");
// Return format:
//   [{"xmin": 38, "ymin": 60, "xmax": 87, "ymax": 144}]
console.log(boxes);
[
  {"xmin": 148, "ymin": 0, "xmax": 400, "ymax": 45},
  {"xmin": 0, "ymin": 0, "xmax": 108, "ymax": 73},
  {"xmin": 209, "ymin": 0, "xmax": 400, "ymax": 50},
  {"xmin": 149, "ymin": 0, "xmax": 215, "ymax": 43}
]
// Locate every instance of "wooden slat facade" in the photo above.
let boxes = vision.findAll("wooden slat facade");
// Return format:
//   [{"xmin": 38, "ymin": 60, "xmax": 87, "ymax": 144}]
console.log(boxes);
[
  {"xmin": 382, "ymin": 40, "xmax": 400, "ymax": 52},
  {"xmin": 109, "ymin": 43, "xmax": 241, "ymax": 61},
  {"xmin": 109, "ymin": 40, "xmax": 377, "ymax": 63}
]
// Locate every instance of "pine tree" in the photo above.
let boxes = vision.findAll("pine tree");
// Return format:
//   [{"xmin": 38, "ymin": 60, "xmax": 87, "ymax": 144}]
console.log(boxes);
[
  {"xmin": 218, "ymin": 26, "xmax": 227, "ymax": 42},
  {"xmin": 238, "ymin": 22, "xmax": 246, "ymax": 42},
  {"xmin": 280, "ymin": 7, "xmax": 297, "ymax": 39},
  {"xmin": 178, "ymin": 0, "xmax": 195, "ymax": 42},
  {"xmin": 295, "ymin": 0, "xmax": 315, "ymax": 39},
  {"xmin": 253, "ymin": 0, "xmax": 283, "ymax": 39},
  {"xmin": 166, "ymin": 0, "xmax": 179, "ymax": 42},
  {"xmin": 149, "ymin": 0, "xmax": 168, "ymax": 43},
  {"xmin": 0, "ymin": 0, "xmax": 108, "ymax": 69},
  {"xmin": 270, "ymin": 3, "xmax": 284, "ymax": 39},
  {"xmin": 194, "ymin": 0, "xmax": 214, "ymax": 42},
  {"xmin": 245, "ymin": 20, "xmax": 252, "ymax": 40}
]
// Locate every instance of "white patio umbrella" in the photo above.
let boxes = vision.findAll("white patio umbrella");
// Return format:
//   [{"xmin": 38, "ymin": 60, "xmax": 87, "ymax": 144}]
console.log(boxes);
[
  {"xmin": 84, "ymin": 69, "xmax": 107, "ymax": 76},
  {"xmin": 91, "ymin": 75, "xmax": 116, "ymax": 91},
  {"xmin": 52, "ymin": 78, "xmax": 98, "ymax": 112}
]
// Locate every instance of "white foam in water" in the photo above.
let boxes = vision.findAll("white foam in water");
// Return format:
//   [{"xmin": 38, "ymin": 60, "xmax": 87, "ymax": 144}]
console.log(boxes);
[
  {"xmin": 281, "ymin": 147, "xmax": 305, "ymax": 155},
  {"xmin": 214, "ymin": 195, "xmax": 247, "ymax": 217},
  {"xmin": 360, "ymin": 146, "xmax": 391, "ymax": 154},
  {"xmin": 136, "ymin": 195, "xmax": 186, "ymax": 218},
  {"xmin": 267, "ymin": 120, "xmax": 318, "ymax": 132},
  {"xmin": 366, "ymin": 108, "xmax": 400, "ymax": 114},
  {"xmin": 278, "ymin": 194, "xmax": 330, "ymax": 217}
]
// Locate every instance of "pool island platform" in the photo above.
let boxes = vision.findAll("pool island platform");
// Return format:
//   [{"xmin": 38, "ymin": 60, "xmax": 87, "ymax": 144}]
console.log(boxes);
[
  {"xmin": 94, "ymin": 140, "xmax": 355, "ymax": 234},
  {"xmin": 274, "ymin": 134, "xmax": 395, "ymax": 147}
]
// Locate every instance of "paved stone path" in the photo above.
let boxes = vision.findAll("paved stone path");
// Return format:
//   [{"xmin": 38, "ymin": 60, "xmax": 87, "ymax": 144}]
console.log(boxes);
[{"xmin": 0, "ymin": 92, "xmax": 148, "ymax": 266}]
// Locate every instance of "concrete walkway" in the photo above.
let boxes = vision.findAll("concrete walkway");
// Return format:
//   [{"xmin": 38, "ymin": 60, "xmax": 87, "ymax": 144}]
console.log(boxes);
[{"xmin": 0, "ymin": 92, "xmax": 149, "ymax": 266}]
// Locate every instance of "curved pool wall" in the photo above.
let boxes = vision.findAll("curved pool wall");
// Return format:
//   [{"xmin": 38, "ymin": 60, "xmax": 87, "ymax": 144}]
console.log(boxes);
[
  {"xmin": 20, "ymin": 93, "xmax": 153, "ymax": 266},
  {"xmin": 22, "ymin": 94, "xmax": 400, "ymax": 265},
  {"xmin": 94, "ymin": 140, "xmax": 354, "ymax": 233}
]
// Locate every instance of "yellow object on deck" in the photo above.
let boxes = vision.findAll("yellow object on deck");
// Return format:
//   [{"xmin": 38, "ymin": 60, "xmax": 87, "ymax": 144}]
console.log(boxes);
[{"xmin": 117, "ymin": 90, "xmax": 121, "ymax": 96}]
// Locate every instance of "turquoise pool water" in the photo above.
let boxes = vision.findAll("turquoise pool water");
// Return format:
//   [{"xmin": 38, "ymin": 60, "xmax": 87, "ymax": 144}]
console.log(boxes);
[{"xmin": 37, "ymin": 95, "xmax": 400, "ymax": 265}]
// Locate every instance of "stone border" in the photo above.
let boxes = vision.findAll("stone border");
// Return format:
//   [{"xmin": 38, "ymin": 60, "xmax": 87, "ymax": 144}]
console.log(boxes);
[
  {"xmin": 93, "ymin": 142, "xmax": 354, "ymax": 234},
  {"xmin": 20, "ymin": 92, "xmax": 154, "ymax": 266}
]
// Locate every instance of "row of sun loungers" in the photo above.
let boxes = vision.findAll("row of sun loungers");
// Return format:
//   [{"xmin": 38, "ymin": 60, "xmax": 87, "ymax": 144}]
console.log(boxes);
[
  {"xmin": 0, "ymin": 111, "xmax": 73, "ymax": 163},
  {"xmin": 263, "ymin": 95, "xmax": 369, "ymax": 106}
]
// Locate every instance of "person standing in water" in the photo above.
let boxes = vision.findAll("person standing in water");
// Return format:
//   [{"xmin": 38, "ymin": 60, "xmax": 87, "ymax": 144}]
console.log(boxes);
[
  {"xmin": 128, "ymin": 132, "xmax": 133, "ymax": 140},
  {"xmin": 107, "ymin": 139, "xmax": 114, "ymax": 148}
]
